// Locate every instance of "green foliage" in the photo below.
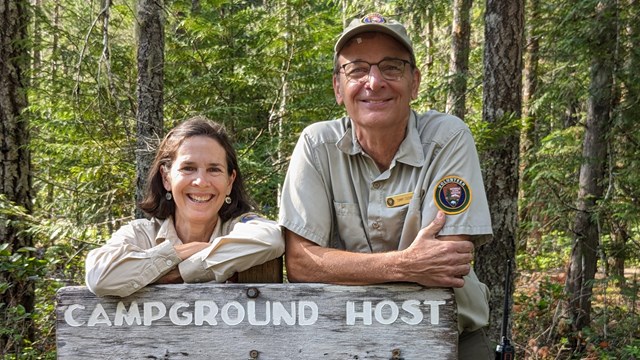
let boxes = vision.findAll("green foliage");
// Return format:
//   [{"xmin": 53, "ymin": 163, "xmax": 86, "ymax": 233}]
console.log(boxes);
[{"xmin": 7, "ymin": 0, "xmax": 639, "ymax": 358}]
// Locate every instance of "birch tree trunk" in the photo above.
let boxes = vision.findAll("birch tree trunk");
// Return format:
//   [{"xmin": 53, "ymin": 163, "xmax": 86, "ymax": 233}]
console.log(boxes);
[
  {"xmin": 0, "ymin": 0, "xmax": 35, "ymax": 352},
  {"xmin": 135, "ymin": 0, "xmax": 164, "ymax": 219},
  {"xmin": 475, "ymin": 0, "xmax": 524, "ymax": 341},
  {"xmin": 564, "ymin": 0, "xmax": 616, "ymax": 342},
  {"xmin": 446, "ymin": 0, "xmax": 472, "ymax": 120}
]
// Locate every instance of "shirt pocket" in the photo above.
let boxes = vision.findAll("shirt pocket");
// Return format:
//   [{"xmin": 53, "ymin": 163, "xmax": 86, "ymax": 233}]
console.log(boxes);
[{"xmin": 333, "ymin": 202, "xmax": 369, "ymax": 252}]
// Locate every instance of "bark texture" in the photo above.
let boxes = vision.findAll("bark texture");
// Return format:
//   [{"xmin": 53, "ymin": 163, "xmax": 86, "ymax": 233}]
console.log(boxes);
[
  {"xmin": 0, "ymin": 0, "xmax": 35, "ymax": 353},
  {"xmin": 475, "ymin": 0, "xmax": 524, "ymax": 341},
  {"xmin": 446, "ymin": 0, "xmax": 472, "ymax": 120},
  {"xmin": 135, "ymin": 0, "xmax": 164, "ymax": 219},
  {"xmin": 565, "ymin": 0, "xmax": 616, "ymax": 339}
]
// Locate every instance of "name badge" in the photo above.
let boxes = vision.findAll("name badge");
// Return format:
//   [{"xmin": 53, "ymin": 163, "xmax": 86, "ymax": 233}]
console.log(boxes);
[{"xmin": 385, "ymin": 192, "xmax": 413, "ymax": 208}]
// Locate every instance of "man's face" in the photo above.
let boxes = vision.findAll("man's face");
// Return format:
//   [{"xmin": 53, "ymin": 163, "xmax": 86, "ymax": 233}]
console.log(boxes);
[{"xmin": 333, "ymin": 33, "xmax": 420, "ymax": 132}]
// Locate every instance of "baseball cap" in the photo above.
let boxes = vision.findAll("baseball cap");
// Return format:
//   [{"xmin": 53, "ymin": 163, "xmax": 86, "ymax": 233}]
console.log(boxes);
[{"xmin": 334, "ymin": 13, "xmax": 415, "ymax": 61}]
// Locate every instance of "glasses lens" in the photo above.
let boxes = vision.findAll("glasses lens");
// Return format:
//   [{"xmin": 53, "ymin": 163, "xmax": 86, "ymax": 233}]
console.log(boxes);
[
  {"xmin": 378, "ymin": 59, "xmax": 406, "ymax": 80},
  {"xmin": 341, "ymin": 59, "xmax": 409, "ymax": 81},
  {"xmin": 343, "ymin": 61, "xmax": 370, "ymax": 81}
]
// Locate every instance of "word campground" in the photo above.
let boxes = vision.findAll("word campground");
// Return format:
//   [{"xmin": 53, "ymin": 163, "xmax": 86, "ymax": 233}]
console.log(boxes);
[{"xmin": 63, "ymin": 299, "xmax": 446, "ymax": 327}]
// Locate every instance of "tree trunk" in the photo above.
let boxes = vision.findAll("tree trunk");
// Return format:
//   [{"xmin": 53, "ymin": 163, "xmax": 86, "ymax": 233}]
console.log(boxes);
[
  {"xmin": 0, "ymin": 0, "xmax": 35, "ymax": 353},
  {"xmin": 564, "ymin": 0, "xmax": 616, "ymax": 343},
  {"xmin": 475, "ymin": 0, "xmax": 524, "ymax": 342},
  {"xmin": 521, "ymin": 0, "xmax": 539, "ymax": 157},
  {"xmin": 422, "ymin": 8, "xmax": 434, "ymax": 74},
  {"xmin": 607, "ymin": 0, "xmax": 640, "ymax": 288},
  {"xmin": 518, "ymin": 0, "xmax": 540, "ymax": 252},
  {"xmin": 609, "ymin": 220, "xmax": 628, "ymax": 287},
  {"xmin": 446, "ymin": 0, "xmax": 472, "ymax": 120},
  {"xmin": 135, "ymin": 0, "xmax": 165, "ymax": 219}
]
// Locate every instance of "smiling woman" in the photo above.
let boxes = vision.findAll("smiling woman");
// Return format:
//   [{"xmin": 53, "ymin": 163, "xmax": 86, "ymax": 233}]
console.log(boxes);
[{"xmin": 84, "ymin": 116, "xmax": 285, "ymax": 297}]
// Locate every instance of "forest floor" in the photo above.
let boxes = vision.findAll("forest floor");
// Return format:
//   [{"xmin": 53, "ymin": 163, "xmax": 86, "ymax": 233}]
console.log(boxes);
[{"xmin": 513, "ymin": 267, "xmax": 640, "ymax": 359}]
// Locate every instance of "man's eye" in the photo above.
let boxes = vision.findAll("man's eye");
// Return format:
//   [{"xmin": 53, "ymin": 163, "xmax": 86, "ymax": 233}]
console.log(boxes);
[
  {"xmin": 347, "ymin": 67, "xmax": 369, "ymax": 76},
  {"xmin": 381, "ymin": 65, "xmax": 402, "ymax": 72}
]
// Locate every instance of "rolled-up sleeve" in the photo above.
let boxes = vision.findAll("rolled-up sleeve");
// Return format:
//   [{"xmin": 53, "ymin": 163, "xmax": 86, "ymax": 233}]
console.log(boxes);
[
  {"xmin": 85, "ymin": 223, "xmax": 182, "ymax": 297},
  {"xmin": 178, "ymin": 216, "xmax": 285, "ymax": 283}
]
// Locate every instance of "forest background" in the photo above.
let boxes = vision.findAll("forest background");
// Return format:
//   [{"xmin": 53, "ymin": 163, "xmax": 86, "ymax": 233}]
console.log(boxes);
[{"xmin": 1, "ymin": 0, "xmax": 639, "ymax": 359}]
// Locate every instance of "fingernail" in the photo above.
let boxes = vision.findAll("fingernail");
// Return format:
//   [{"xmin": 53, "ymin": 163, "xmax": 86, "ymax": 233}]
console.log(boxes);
[{"xmin": 437, "ymin": 211, "xmax": 444, "ymax": 221}]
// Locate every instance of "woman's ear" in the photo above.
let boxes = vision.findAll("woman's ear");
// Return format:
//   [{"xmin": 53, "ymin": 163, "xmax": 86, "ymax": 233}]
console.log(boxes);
[
  {"xmin": 227, "ymin": 169, "xmax": 237, "ymax": 195},
  {"xmin": 160, "ymin": 165, "xmax": 172, "ymax": 191}
]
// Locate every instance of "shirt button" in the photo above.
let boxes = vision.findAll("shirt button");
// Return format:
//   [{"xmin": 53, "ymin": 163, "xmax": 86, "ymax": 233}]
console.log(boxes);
[
  {"xmin": 133, "ymin": 283, "xmax": 139, "ymax": 288},
  {"xmin": 165, "ymin": 260, "xmax": 173, "ymax": 266},
  {"xmin": 372, "ymin": 182, "xmax": 380, "ymax": 189}
]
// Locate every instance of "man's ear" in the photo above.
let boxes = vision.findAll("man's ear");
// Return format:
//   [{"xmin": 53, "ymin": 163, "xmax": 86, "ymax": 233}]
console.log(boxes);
[
  {"xmin": 333, "ymin": 74, "xmax": 344, "ymax": 105},
  {"xmin": 411, "ymin": 67, "xmax": 421, "ymax": 100}
]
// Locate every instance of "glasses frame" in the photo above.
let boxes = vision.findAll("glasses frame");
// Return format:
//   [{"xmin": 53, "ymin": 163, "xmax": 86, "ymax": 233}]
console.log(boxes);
[{"xmin": 337, "ymin": 58, "xmax": 414, "ymax": 82}]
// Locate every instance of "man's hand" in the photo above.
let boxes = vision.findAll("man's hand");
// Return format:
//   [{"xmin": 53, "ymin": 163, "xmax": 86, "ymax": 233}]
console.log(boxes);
[
  {"xmin": 400, "ymin": 211, "xmax": 474, "ymax": 288},
  {"xmin": 284, "ymin": 211, "xmax": 474, "ymax": 287}
]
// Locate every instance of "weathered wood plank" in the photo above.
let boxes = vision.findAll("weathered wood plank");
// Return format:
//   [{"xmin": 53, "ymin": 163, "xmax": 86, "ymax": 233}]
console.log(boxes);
[
  {"xmin": 56, "ymin": 283, "xmax": 457, "ymax": 359},
  {"xmin": 236, "ymin": 257, "xmax": 283, "ymax": 283}
]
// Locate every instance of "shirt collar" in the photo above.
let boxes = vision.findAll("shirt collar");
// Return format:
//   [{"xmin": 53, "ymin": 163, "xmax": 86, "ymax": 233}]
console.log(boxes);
[
  {"xmin": 154, "ymin": 216, "xmax": 223, "ymax": 245},
  {"xmin": 336, "ymin": 111, "xmax": 424, "ymax": 167},
  {"xmin": 336, "ymin": 117, "xmax": 362, "ymax": 155}
]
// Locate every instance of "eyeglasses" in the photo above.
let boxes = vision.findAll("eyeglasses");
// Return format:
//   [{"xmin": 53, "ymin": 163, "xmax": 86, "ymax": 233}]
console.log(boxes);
[{"xmin": 338, "ymin": 58, "xmax": 413, "ymax": 82}]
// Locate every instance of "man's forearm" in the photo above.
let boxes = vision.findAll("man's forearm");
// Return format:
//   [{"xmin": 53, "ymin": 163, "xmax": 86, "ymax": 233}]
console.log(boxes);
[{"xmin": 284, "ymin": 230, "xmax": 405, "ymax": 285}]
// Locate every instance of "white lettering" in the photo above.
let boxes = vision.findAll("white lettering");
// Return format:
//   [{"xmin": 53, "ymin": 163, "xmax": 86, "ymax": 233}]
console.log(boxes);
[
  {"xmin": 401, "ymin": 300, "xmax": 423, "ymax": 325},
  {"xmin": 298, "ymin": 301, "xmax": 318, "ymax": 325},
  {"xmin": 143, "ymin": 301, "xmax": 166, "ymax": 326},
  {"xmin": 114, "ymin": 301, "xmax": 141, "ymax": 326},
  {"xmin": 272, "ymin": 301, "xmax": 296, "ymax": 325},
  {"xmin": 346, "ymin": 301, "xmax": 372, "ymax": 325},
  {"xmin": 424, "ymin": 300, "xmax": 445, "ymax": 325},
  {"xmin": 221, "ymin": 301, "xmax": 245, "ymax": 325},
  {"xmin": 87, "ymin": 303, "xmax": 112, "ymax": 326},
  {"xmin": 169, "ymin": 302, "xmax": 192, "ymax": 326},
  {"xmin": 62, "ymin": 298, "xmax": 439, "ymax": 328},
  {"xmin": 64, "ymin": 304, "xmax": 85, "ymax": 327},
  {"xmin": 248, "ymin": 300, "xmax": 270, "ymax": 325},
  {"xmin": 195, "ymin": 300, "xmax": 218, "ymax": 325},
  {"xmin": 374, "ymin": 300, "xmax": 399, "ymax": 325}
]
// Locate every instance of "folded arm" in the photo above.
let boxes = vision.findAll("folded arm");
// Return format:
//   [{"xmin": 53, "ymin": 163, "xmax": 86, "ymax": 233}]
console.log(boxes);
[{"xmin": 285, "ymin": 211, "xmax": 474, "ymax": 288}]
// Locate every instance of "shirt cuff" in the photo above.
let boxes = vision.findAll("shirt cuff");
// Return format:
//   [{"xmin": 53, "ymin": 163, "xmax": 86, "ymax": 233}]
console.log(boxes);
[{"xmin": 178, "ymin": 253, "xmax": 216, "ymax": 283}]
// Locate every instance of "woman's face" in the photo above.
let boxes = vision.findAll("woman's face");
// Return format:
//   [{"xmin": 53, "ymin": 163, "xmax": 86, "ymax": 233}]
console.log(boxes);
[{"xmin": 161, "ymin": 135, "xmax": 235, "ymax": 229}]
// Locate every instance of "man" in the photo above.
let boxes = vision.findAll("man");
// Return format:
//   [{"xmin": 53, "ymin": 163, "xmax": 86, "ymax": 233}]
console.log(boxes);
[{"xmin": 279, "ymin": 13, "xmax": 493, "ymax": 359}]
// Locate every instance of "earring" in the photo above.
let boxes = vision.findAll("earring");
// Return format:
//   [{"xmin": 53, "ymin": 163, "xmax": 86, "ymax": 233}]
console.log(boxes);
[
  {"xmin": 224, "ymin": 195, "xmax": 232, "ymax": 204},
  {"xmin": 165, "ymin": 192, "xmax": 173, "ymax": 201}
]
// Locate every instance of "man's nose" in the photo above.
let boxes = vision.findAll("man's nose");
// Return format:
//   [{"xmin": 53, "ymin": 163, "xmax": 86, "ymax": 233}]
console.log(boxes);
[{"xmin": 364, "ymin": 65, "xmax": 386, "ymax": 90}]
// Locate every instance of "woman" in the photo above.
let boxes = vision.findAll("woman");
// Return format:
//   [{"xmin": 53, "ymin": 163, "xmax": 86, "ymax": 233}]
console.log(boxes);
[{"xmin": 85, "ymin": 116, "xmax": 284, "ymax": 297}]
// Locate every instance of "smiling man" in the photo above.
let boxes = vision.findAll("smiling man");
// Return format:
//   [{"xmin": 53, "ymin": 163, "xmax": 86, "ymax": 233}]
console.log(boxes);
[{"xmin": 278, "ymin": 13, "xmax": 494, "ymax": 359}]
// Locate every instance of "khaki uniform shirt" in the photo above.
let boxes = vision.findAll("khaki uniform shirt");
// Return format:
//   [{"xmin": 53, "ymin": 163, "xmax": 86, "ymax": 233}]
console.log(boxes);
[
  {"xmin": 85, "ymin": 213, "xmax": 284, "ymax": 297},
  {"xmin": 279, "ymin": 110, "xmax": 492, "ymax": 333}
]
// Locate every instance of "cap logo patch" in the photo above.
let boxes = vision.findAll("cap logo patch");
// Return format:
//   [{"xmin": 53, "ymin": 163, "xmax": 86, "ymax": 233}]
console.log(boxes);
[
  {"xmin": 434, "ymin": 176, "xmax": 472, "ymax": 215},
  {"xmin": 362, "ymin": 13, "xmax": 386, "ymax": 24}
]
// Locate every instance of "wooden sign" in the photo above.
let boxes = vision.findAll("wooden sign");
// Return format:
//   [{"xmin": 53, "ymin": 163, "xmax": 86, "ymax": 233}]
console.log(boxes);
[{"xmin": 56, "ymin": 283, "xmax": 458, "ymax": 359}]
